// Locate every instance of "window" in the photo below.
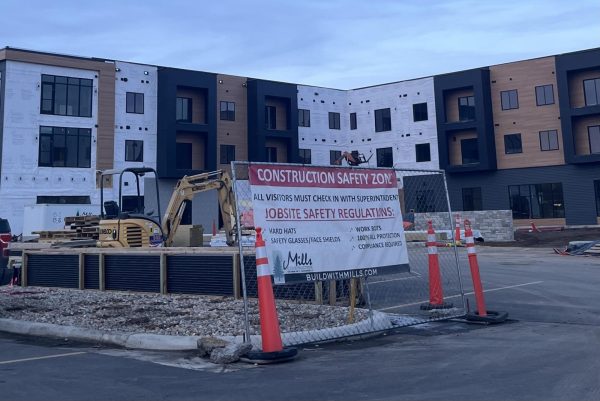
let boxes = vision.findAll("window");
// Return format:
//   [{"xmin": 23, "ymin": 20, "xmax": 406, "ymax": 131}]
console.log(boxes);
[
  {"xmin": 220, "ymin": 144, "xmax": 236, "ymax": 164},
  {"xmin": 535, "ymin": 85, "xmax": 554, "ymax": 106},
  {"xmin": 350, "ymin": 113, "xmax": 357, "ymax": 130},
  {"xmin": 595, "ymin": 180, "xmax": 600, "ymax": 217},
  {"xmin": 589, "ymin": 125, "xmax": 600, "ymax": 153},
  {"xmin": 415, "ymin": 190, "xmax": 435, "ymax": 213},
  {"xmin": 266, "ymin": 147, "xmax": 277, "ymax": 162},
  {"xmin": 265, "ymin": 106, "xmax": 277, "ymax": 129},
  {"xmin": 583, "ymin": 78, "xmax": 600, "ymax": 106},
  {"xmin": 413, "ymin": 103, "xmax": 428, "ymax": 122},
  {"xmin": 508, "ymin": 183, "xmax": 564, "ymax": 219},
  {"xmin": 458, "ymin": 96, "xmax": 475, "ymax": 121},
  {"xmin": 539, "ymin": 130, "xmax": 559, "ymax": 151},
  {"xmin": 299, "ymin": 149, "xmax": 311, "ymax": 164},
  {"xmin": 38, "ymin": 126, "xmax": 91, "ymax": 168},
  {"xmin": 126, "ymin": 92, "xmax": 144, "ymax": 114},
  {"xmin": 376, "ymin": 147, "xmax": 393, "ymax": 167},
  {"xmin": 415, "ymin": 143, "xmax": 431, "ymax": 162},
  {"xmin": 176, "ymin": 143, "xmax": 192, "ymax": 169},
  {"xmin": 374, "ymin": 108, "xmax": 391, "ymax": 132},
  {"xmin": 176, "ymin": 97, "xmax": 192, "ymax": 123},
  {"xmin": 501, "ymin": 90, "xmax": 519, "ymax": 110},
  {"xmin": 461, "ymin": 138, "xmax": 479, "ymax": 164},
  {"xmin": 122, "ymin": 195, "xmax": 144, "ymax": 213},
  {"xmin": 125, "ymin": 140, "xmax": 143, "ymax": 162},
  {"xmin": 40, "ymin": 74, "xmax": 93, "ymax": 117},
  {"xmin": 220, "ymin": 101, "xmax": 235, "ymax": 121},
  {"xmin": 462, "ymin": 188, "xmax": 482, "ymax": 211},
  {"xmin": 504, "ymin": 134, "xmax": 523, "ymax": 154},
  {"xmin": 298, "ymin": 109, "xmax": 310, "ymax": 127},
  {"xmin": 330, "ymin": 150, "xmax": 342, "ymax": 165},
  {"xmin": 36, "ymin": 196, "xmax": 90, "ymax": 204},
  {"xmin": 328, "ymin": 112, "xmax": 340, "ymax": 130}
]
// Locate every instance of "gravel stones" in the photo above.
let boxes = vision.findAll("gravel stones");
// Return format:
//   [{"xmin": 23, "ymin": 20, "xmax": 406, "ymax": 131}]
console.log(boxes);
[{"xmin": 0, "ymin": 286, "xmax": 368, "ymax": 338}]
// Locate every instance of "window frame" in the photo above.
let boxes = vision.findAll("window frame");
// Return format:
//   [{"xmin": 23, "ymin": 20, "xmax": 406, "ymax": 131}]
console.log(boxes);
[
  {"xmin": 535, "ymin": 84, "xmax": 555, "ymax": 106},
  {"xmin": 462, "ymin": 187, "xmax": 483, "ymax": 211},
  {"xmin": 124, "ymin": 139, "xmax": 144, "ymax": 162},
  {"xmin": 458, "ymin": 96, "xmax": 475, "ymax": 121},
  {"xmin": 38, "ymin": 126, "xmax": 92, "ymax": 168},
  {"xmin": 40, "ymin": 74, "xmax": 93, "ymax": 118},
  {"xmin": 219, "ymin": 144, "xmax": 236, "ymax": 165},
  {"xmin": 412, "ymin": 102, "xmax": 428, "ymax": 122},
  {"xmin": 539, "ymin": 130, "xmax": 559, "ymax": 151},
  {"xmin": 376, "ymin": 147, "xmax": 393, "ymax": 167},
  {"xmin": 583, "ymin": 77, "xmax": 600, "ymax": 106},
  {"xmin": 220, "ymin": 101, "xmax": 236, "ymax": 121},
  {"xmin": 328, "ymin": 112, "xmax": 341, "ymax": 130},
  {"xmin": 415, "ymin": 143, "xmax": 431, "ymax": 162},
  {"xmin": 504, "ymin": 133, "xmax": 523, "ymax": 154},
  {"xmin": 298, "ymin": 148, "xmax": 312, "ymax": 164},
  {"xmin": 330, "ymin": 150, "xmax": 342, "ymax": 165},
  {"xmin": 508, "ymin": 183, "xmax": 564, "ymax": 219},
  {"xmin": 588, "ymin": 125, "xmax": 600, "ymax": 154},
  {"xmin": 460, "ymin": 138, "xmax": 479, "ymax": 164},
  {"xmin": 265, "ymin": 106, "xmax": 277, "ymax": 130},
  {"xmin": 176, "ymin": 97, "xmax": 193, "ymax": 123},
  {"xmin": 350, "ymin": 112, "xmax": 357, "ymax": 130},
  {"xmin": 298, "ymin": 109, "xmax": 310, "ymax": 127},
  {"xmin": 266, "ymin": 146, "xmax": 277, "ymax": 162},
  {"xmin": 374, "ymin": 108, "xmax": 392, "ymax": 132},
  {"xmin": 126, "ymin": 92, "xmax": 144, "ymax": 114},
  {"xmin": 501, "ymin": 89, "xmax": 519, "ymax": 110}
]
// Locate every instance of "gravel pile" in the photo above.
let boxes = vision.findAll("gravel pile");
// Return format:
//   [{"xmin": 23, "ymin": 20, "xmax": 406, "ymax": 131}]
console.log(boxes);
[{"xmin": 0, "ymin": 286, "xmax": 368, "ymax": 337}]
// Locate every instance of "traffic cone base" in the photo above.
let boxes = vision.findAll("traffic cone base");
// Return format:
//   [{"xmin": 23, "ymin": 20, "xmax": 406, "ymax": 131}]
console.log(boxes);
[
  {"xmin": 240, "ymin": 347, "xmax": 298, "ymax": 365},
  {"xmin": 466, "ymin": 310, "xmax": 509, "ymax": 324}
]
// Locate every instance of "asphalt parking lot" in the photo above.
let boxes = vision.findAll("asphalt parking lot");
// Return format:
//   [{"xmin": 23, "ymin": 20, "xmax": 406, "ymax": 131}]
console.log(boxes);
[{"xmin": 1, "ymin": 247, "xmax": 599, "ymax": 401}]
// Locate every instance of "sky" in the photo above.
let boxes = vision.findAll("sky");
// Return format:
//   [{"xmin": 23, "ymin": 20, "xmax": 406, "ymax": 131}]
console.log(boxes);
[{"xmin": 2, "ymin": 0, "xmax": 600, "ymax": 89}]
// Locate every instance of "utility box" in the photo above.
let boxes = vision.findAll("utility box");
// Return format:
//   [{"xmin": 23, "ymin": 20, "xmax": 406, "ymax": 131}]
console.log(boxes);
[{"xmin": 22, "ymin": 204, "xmax": 100, "ymax": 236}]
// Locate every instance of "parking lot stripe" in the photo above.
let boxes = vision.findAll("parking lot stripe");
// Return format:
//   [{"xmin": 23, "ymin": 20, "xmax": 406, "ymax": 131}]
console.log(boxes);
[
  {"xmin": 0, "ymin": 351, "xmax": 86, "ymax": 365},
  {"xmin": 379, "ymin": 280, "xmax": 544, "ymax": 311}
]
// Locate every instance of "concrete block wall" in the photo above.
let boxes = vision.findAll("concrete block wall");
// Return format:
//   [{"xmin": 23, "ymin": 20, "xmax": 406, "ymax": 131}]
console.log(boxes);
[{"xmin": 413, "ymin": 210, "xmax": 514, "ymax": 242}]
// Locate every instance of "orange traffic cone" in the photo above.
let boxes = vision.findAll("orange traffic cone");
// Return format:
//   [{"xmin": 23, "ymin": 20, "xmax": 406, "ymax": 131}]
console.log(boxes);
[
  {"xmin": 464, "ymin": 219, "xmax": 508, "ymax": 323},
  {"xmin": 421, "ymin": 221, "xmax": 453, "ymax": 310},
  {"xmin": 241, "ymin": 227, "xmax": 298, "ymax": 364},
  {"xmin": 455, "ymin": 214, "xmax": 462, "ymax": 245}
]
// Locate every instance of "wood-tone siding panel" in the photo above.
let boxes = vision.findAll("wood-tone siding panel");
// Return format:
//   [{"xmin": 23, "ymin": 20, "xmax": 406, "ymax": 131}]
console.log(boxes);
[
  {"xmin": 265, "ymin": 97, "xmax": 288, "ymax": 130},
  {"xmin": 177, "ymin": 87, "xmax": 207, "ymax": 124},
  {"xmin": 216, "ymin": 74, "xmax": 248, "ymax": 171},
  {"xmin": 176, "ymin": 132, "xmax": 206, "ymax": 170},
  {"xmin": 448, "ymin": 130, "xmax": 477, "ymax": 165},
  {"xmin": 266, "ymin": 138, "xmax": 288, "ymax": 163},
  {"xmin": 444, "ymin": 88, "xmax": 473, "ymax": 123},
  {"xmin": 568, "ymin": 68, "xmax": 600, "ymax": 108},
  {"xmin": 572, "ymin": 115, "xmax": 600, "ymax": 155},
  {"xmin": 1, "ymin": 49, "xmax": 116, "ymax": 172},
  {"xmin": 490, "ymin": 57, "xmax": 564, "ymax": 169}
]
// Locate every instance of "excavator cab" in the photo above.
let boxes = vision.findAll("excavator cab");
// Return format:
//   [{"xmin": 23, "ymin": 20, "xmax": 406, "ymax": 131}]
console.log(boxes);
[{"xmin": 97, "ymin": 167, "xmax": 165, "ymax": 248}]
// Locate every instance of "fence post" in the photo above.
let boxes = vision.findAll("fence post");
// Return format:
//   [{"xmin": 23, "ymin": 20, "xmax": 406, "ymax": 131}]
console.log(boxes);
[
  {"xmin": 328, "ymin": 280, "xmax": 337, "ymax": 306},
  {"xmin": 21, "ymin": 252, "xmax": 28, "ymax": 287},
  {"xmin": 160, "ymin": 253, "xmax": 167, "ymax": 295},
  {"xmin": 78, "ymin": 253, "xmax": 85, "ymax": 290},
  {"xmin": 232, "ymin": 253, "xmax": 241, "ymax": 299},
  {"xmin": 99, "ymin": 253, "xmax": 105, "ymax": 291},
  {"xmin": 314, "ymin": 281, "xmax": 323, "ymax": 305}
]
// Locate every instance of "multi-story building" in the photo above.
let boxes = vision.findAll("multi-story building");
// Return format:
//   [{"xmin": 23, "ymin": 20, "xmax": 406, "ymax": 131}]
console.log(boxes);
[{"xmin": 0, "ymin": 46, "xmax": 599, "ymax": 234}]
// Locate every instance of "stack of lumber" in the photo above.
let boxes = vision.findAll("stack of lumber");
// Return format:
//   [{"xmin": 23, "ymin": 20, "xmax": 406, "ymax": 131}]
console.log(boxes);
[{"xmin": 33, "ymin": 215, "xmax": 100, "ymax": 242}]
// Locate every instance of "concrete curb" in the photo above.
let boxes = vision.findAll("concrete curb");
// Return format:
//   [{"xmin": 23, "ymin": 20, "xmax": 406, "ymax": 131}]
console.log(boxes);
[
  {"xmin": 0, "ymin": 318, "xmax": 200, "ymax": 351},
  {"xmin": 0, "ymin": 312, "xmax": 393, "ymax": 351}
]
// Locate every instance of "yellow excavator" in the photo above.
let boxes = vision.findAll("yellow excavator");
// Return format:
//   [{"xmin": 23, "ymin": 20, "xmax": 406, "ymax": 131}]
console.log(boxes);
[{"xmin": 97, "ymin": 167, "xmax": 237, "ymax": 248}]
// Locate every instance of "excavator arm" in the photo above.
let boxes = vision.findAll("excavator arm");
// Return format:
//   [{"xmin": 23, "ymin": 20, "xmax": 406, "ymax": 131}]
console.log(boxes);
[{"xmin": 161, "ymin": 170, "xmax": 238, "ymax": 247}]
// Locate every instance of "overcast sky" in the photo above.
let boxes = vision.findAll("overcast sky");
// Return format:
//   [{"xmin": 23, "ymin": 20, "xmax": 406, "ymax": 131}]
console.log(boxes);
[{"xmin": 2, "ymin": 0, "xmax": 599, "ymax": 89}]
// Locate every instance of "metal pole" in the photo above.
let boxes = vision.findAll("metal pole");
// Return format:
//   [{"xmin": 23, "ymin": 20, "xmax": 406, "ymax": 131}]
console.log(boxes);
[
  {"xmin": 442, "ymin": 172, "xmax": 467, "ymax": 311},
  {"xmin": 363, "ymin": 276, "xmax": 375, "ymax": 331},
  {"xmin": 231, "ymin": 162, "xmax": 252, "ymax": 343}
]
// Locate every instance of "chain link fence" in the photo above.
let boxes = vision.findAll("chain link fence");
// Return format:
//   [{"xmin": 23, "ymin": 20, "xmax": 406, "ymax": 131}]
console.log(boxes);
[{"xmin": 231, "ymin": 162, "xmax": 465, "ymax": 347}]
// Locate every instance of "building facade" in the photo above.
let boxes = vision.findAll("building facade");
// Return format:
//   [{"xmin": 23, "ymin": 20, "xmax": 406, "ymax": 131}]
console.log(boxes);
[{"xmin": 0, "ymin": 46, "xmax": 599, "ymax": 234}]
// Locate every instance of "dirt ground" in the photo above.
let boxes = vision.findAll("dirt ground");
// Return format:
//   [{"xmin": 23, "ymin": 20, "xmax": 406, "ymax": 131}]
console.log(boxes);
[{"xmin": 483, "ymin": 227, "xmax": 600, "ymax": 248}]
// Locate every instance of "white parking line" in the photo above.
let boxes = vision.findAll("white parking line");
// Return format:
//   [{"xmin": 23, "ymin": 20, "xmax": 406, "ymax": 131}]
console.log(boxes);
[
  {"xmin": 369, "ymin": 272, "xmax": 422, "ymax": 283},
  {"xmin": 379, "ymin": 280, "xmax": 544, "ymax": 311},
  {"xmin": 0, "ymin": 351, "xmax": 86, "ymax": 365}
]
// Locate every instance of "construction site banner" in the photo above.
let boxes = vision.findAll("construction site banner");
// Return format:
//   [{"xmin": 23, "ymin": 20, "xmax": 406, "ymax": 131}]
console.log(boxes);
[{"xmin": 248, "ymin": 164, "xmax": 409, "ymax": 283}]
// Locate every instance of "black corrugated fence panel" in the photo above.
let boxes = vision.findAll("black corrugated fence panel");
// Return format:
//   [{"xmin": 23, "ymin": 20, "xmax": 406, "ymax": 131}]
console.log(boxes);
[
  {"xmin": 167, "ymin": 255, "xmax": 234, "ymax": 296},
  {"xmin": 243, "ymin": 256, "xmax": 316, "ymax": 300},
  {"xmin": 27, "ymin": 254, "xmax": 79, "ymax": 289},
  {"xmin": 84, "ymin": 255, "xmax": 99, "ymax": 290},
  {"xmin": 105, "ymin": 255, "xmax": 160, "ymax": 293}
]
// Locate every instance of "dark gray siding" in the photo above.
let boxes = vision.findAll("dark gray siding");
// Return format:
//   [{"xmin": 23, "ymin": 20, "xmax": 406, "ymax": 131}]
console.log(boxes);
[
  {"xmin": 0, "ymin": 61, "xmax": 5, "ymax": 179},
  {"xmin": 446, "ymin": 164, "xmax": 600, "ymax": 225}
]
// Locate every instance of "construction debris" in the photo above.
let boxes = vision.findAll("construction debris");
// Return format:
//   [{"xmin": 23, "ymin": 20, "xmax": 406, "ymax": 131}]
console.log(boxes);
[{"xmin": 553, "ymin": 240, "xmax": 600, "ymax": 256}]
